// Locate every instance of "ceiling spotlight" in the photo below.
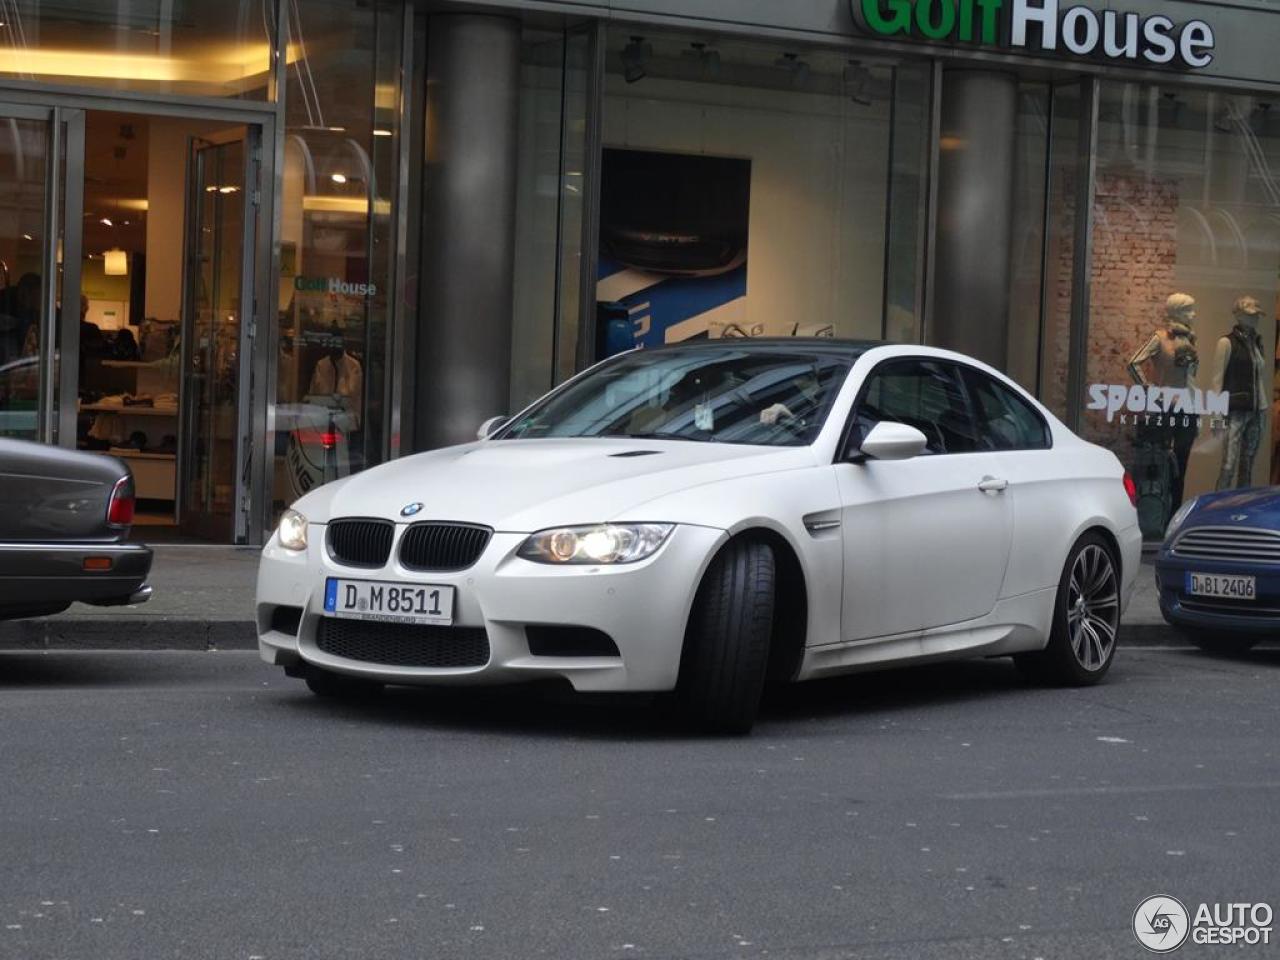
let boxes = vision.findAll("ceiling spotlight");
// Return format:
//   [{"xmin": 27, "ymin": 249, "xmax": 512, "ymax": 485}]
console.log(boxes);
[
  {"xmin": 682, "ymin": 41, "xmax": 722, "ymax": 78},
  {"xmin": 775, "ymin": 52, "xmax": 811, "ymax": 87},
  {"xmin": 99, "ymin": 217, "xmax": 113, "ymax": 227},
  {"xmin": 331, "ymin": 173, "xmax": 347, "ymax": 185},
  {"xmin": 621, "ymin": 36, "xmax": 652, "ymax": 84},
  {"xmin": 844, "ymin": 60, "xmax": 874, "ymax": 106}
]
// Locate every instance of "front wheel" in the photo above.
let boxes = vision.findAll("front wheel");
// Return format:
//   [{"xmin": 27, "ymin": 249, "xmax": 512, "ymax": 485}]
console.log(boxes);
[
  {"xmin": 1016, "ymin": 533, "xmax": 1121, "ymax": 685},
  {"xmin": 678, "ymin": 539, "xmax": 776, "ymax": 735}
]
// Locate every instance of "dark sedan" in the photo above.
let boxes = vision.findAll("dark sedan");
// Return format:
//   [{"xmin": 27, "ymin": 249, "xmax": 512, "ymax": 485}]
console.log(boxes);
[
  {"xmin": 0, "ymin": 439, "xmax": 152, "ymax": 620},
  {"xmin": 1156, "ymin": 486, "xmax": 1280, "ymax": 652}
]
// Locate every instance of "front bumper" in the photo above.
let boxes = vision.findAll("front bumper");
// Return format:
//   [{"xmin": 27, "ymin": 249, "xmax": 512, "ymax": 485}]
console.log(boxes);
[
  {"xmin": 0, "ymin": 541, "xmax": 153, "ymax": 616},
  {"xmin": 1155, "ymin": 553, "xmax": 1280, "ymax": 636},
  {"xmin": 256, "ymin": 523, "xmax": 727, "ymax": 693}
]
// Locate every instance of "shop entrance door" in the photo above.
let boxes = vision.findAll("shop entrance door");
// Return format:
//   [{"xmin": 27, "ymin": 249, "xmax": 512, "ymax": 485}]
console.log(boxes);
[
  {"xmin": 178, "ymin": 129, "xmax": 259, "ymax": 542},
  {"xmin": 0, "ymin": 103, "xmax": 82, "ymax": 446}
]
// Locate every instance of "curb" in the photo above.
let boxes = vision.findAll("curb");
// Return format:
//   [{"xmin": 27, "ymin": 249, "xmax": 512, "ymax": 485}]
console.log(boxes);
[
  {"xmin": 0, "ymin": 618, "xmax": 1192, "ymax": 652},
  {"xmin": 0, "ymin": 618, "xmax": 258, "ymax": 651}
]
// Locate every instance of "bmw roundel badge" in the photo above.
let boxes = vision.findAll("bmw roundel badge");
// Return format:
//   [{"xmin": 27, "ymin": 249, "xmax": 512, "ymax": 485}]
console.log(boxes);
[{"xmin": 401, "ymin": 502, "xmax": 424, "ymax": 518}]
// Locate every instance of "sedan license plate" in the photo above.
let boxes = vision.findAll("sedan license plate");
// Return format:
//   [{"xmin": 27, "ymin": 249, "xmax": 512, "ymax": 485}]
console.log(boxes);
[
  {"xmin": 324, "ymin": 578, "xmax": 455, "ymax": 625},
  {"xmin": 1186, "ymin": 572, "xmax": 1256, "ymax": 601}
]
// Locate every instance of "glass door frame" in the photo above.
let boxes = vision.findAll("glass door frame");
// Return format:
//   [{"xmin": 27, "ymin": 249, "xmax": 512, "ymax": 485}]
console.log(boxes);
[
  {"xmin": 0, "ymin": 100, "xmax": 82, "ymax": 446},
  {"xmin": 0, "ymin": 85, "xmax": 276, "ymax": 544},
  {"xmin": 178, "ymin": 126, "xmax": 262, "ymax": 543}
]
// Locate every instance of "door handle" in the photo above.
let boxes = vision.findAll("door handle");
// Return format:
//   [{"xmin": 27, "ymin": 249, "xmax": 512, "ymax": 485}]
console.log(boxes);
[{"xmin": 978, "ymin": 476, "xmax": 1009, "ymax": 494}]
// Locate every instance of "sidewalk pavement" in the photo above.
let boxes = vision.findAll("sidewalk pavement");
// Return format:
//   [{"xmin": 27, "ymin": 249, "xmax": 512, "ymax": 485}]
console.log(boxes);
[{"xmin": 0, "ymin": 545, "xmax": 1173, "ymax": 651}]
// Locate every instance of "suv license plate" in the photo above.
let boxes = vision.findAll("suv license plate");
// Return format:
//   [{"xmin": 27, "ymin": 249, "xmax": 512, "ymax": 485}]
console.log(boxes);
[
  {"xmin": 324, "ymin": 578, "xmax": 455, "ymax": 625},
  {"xmin": 1187, "ymin": 573, "xmax": 1256, "ymax": 601}
]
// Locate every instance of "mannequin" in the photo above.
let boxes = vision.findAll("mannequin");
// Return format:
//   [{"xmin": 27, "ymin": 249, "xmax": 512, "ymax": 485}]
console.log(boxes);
[
  {"xmin": 308, "ymin": 342, "xmax": 364, "ymax": 429},
  {"xmin": 1211, "ymin": 296, "xmax": 1269, "ymax": 491},
  {"xmin": 1127, "ymin": 293, "xmax": 1200, "ymax": 509}
]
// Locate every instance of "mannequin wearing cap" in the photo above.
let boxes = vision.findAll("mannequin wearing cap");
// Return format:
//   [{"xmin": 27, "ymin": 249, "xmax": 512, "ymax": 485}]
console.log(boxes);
[
  {"xmin": 1127, "ymin": 293, "xmax": 1201, "ymax": 508},
  {"xmin": 1211, "ymin": 295, "xmax": 1269, "ymax": 491}
]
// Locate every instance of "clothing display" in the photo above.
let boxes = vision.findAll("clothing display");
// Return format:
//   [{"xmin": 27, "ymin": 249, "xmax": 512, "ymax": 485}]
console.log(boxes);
[
  {"xmin": 1126, "ymin": 294, "xmax": 1202, "ymax": 517},
  {"xmin": 1215, "ymin": 323, "xmax": 1268, "ymax": 413},
  {"xmin": 1218, "ymin": 411, "xmax": 1264, "ymax": 491},
  {"xmin": 1128, "ymin": 327, "xmax": 1199, "ymax": 393},
  {"xmin": 307, "ymin": 350, "xmax": 364, "ymax": 428},
  {"xmin": 1211, "ymin": 298, "xmax": 1269, "ymax": 491}
]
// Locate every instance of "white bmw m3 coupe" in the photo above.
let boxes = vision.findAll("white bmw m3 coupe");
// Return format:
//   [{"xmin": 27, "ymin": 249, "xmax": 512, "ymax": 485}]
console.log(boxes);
[{"xmin": 256, "ymin": 340, "xmax": 1142, "ymax": 732}]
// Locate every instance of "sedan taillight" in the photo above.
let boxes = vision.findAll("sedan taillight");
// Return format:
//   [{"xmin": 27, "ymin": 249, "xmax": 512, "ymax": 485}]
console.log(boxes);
[
  {"xmin": 107, "ymin": 476, "xmax": 136, "ymax": 527},
  {"xmin": 1123, "ymin": 471, "xmax": 1138, "ymax": 508}
]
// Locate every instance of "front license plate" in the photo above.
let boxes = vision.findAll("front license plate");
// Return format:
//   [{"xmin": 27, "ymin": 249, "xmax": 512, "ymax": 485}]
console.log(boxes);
[
  {"xmin": 1186, "ymin": 572, "xmax": 1256, "ymax": 601},
  {"xmin": 324, "ymin": 578, "xmax": 455, "ymax": 625}
]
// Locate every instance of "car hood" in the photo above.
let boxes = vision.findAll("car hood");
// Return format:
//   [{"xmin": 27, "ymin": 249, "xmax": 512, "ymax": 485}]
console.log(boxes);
[
  {"xmin": 1188, "ymin": 486, "xmax": 1280, "ymax": 528},
  {"xmin": 298, "ymin": 439, "xmax": 816, "ymax": 532}
]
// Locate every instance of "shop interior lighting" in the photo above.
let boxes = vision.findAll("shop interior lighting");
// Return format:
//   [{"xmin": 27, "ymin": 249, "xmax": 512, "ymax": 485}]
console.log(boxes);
[
  {"xmin": 99, "ymin": 217, "xmax": 113, "ymax": 227},
  {"xmin": 372, "ymin": 129, "xmax": 393, "ymax": 137},
  {"xmin": 103, "ymin": 248, "xmax": 127, "ymax": 277},
  {"xmin": 331, "ymin": 173, "xmax": 347, "ymax": 184},
  {"xmin": 621, "ymin": 36, "xmax": 652, "ymax": 84}
]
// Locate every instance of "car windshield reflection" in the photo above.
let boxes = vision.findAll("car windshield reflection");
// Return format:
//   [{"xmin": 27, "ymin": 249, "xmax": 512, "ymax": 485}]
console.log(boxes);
[{"xmin": 500, "ymin": 347, "xmax": 854, "ymax": 447}]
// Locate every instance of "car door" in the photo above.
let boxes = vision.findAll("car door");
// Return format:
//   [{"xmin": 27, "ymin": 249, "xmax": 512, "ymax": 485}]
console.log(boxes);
[{"xmin": 835, "ymin": 357, "xmax": 1015, "ymax": 641}]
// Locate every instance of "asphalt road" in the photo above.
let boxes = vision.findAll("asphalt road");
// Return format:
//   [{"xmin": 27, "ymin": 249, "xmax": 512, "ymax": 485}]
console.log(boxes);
[{"xmin": 1, "ymin": 643, "xmax": 1277, "ymax": 960}]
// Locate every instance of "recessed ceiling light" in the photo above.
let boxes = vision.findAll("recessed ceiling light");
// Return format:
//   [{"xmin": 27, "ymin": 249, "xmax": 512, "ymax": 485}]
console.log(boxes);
[
  {"xmin": 331, "ymin": 173, "xmax": 347, "ymax": 184},
  {"xmin": 99, "ymin": 217, "xmax": 113, "ymax": 227}
]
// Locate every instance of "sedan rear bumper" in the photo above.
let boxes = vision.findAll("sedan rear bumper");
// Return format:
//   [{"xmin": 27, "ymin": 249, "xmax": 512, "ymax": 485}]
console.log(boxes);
[{"xmin": 0, "ymin": 542, "xmax": 153, "ymax": 616}]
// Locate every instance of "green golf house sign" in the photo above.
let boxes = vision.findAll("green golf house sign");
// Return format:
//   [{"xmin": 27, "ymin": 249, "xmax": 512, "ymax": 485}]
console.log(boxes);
[{"xmin": 850, "ymin": 0, "xmax": 1216, "ymax": 69}]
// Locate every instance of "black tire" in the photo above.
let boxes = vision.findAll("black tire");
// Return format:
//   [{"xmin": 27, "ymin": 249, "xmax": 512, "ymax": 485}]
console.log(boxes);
[
  {"xmin": 1182, "ymin": 630, "xmax": 1260, "ymax": 656},
  {"xmin": 678, "ymin": 539, "xmax": 776, "ymax": 735},
  {"xmin": 304, "ymin": 666, "xmax": 384, "ymax": 701},
  {"xmin": 1015, "ymin": 532, "xmax": 1121, "ymax": 686}
]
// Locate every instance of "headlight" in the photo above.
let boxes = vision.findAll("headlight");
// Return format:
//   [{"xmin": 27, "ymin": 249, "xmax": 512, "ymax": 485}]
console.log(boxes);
[
  {"xmin": 277, "ymin": 508, "xmax": 309, "ymax": 551},
  {"xmin": 1164, "ymin": 497, "xmax": 1199, "ymax": 542},
  {"xmin": 518, "ymin": 523, "xmax": 674, "ymax": 565}
]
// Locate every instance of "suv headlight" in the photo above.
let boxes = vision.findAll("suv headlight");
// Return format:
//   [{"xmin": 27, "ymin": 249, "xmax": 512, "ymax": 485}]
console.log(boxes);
[
  {"xmin": 1164, "ymin": 497, "xmax": 1199, "ymax": 543},
  {"xmin": 277, "ymin": 508, "xmax": 309, "ymax": 551},
  {"xmin": 518, "ymin": 523, "xmax": 674, "ymax": 565}
]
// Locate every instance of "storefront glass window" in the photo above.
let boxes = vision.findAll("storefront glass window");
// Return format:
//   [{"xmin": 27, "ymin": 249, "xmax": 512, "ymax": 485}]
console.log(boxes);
[
  {"xmin": 0, "ymin": 1, "xmax": 274, "ymax": 99},
  {"xmin": 510, "ymin": 27, "xmax": 592, "ymax": 414},
  {"xmin": 594, "ymin": 30, "xmax": 929, "ymax": 356},
  {"xmin": 0, "ymin": 116, "xmax": 48, "ymax": 441},
  {"xmin": 273, "ymin": 0, "xmax": 401, "ymax": 513},
  {"xmin": 1080, "ymin": 83, "xmax": 1280, "ymax": 539}
]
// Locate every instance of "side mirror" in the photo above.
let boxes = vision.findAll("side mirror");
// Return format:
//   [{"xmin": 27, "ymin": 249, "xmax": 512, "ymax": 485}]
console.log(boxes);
[
  {"xmin": 477, "ymin": 415, "xmax": 509, "ymax": 441},
  {"xmin": 853, "ymin": 421, "xmax": 928, "ymax": 462}
]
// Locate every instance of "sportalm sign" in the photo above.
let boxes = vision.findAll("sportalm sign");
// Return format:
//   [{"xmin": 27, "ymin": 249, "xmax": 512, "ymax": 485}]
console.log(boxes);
[{"xmin": 851, "ymin": 0, "xmax": 1216, "ymax": 69}]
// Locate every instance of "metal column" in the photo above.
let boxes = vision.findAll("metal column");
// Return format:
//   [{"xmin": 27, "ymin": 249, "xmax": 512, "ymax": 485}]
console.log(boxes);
[
  {"xmin": 414, "ymin": 13, "xmax": 521, "ymax": 451},
  {"xmin": 930, "ymin": 69, "xmax": 1019, "ymax": 369}
]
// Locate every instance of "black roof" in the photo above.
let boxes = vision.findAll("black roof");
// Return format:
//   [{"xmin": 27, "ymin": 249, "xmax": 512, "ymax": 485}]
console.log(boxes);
[{"xmin": 643, "ymin": 337, "xmax": 883, "ymax": 358}]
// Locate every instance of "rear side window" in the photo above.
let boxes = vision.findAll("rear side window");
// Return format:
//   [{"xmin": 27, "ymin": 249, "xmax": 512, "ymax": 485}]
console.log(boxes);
[
  {"xmin": 849, "ymin": 358, "xmax": 979, "ymax": 456},
  {"xmin": 959, "ymin": 367, "xmax": 1052, "ymax": 451}
]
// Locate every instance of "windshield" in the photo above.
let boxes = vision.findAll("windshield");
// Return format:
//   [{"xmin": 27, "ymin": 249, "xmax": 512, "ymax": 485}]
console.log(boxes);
[{"xmin": 499, "ymin": 347, "xmax": 854, "ymax": 446}]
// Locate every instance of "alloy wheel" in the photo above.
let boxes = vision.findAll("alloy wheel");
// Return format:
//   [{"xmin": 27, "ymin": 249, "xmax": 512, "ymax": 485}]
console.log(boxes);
[{"xmin": 1066, "ymin": 544, "xmax": 1119, "ymax": 671}]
